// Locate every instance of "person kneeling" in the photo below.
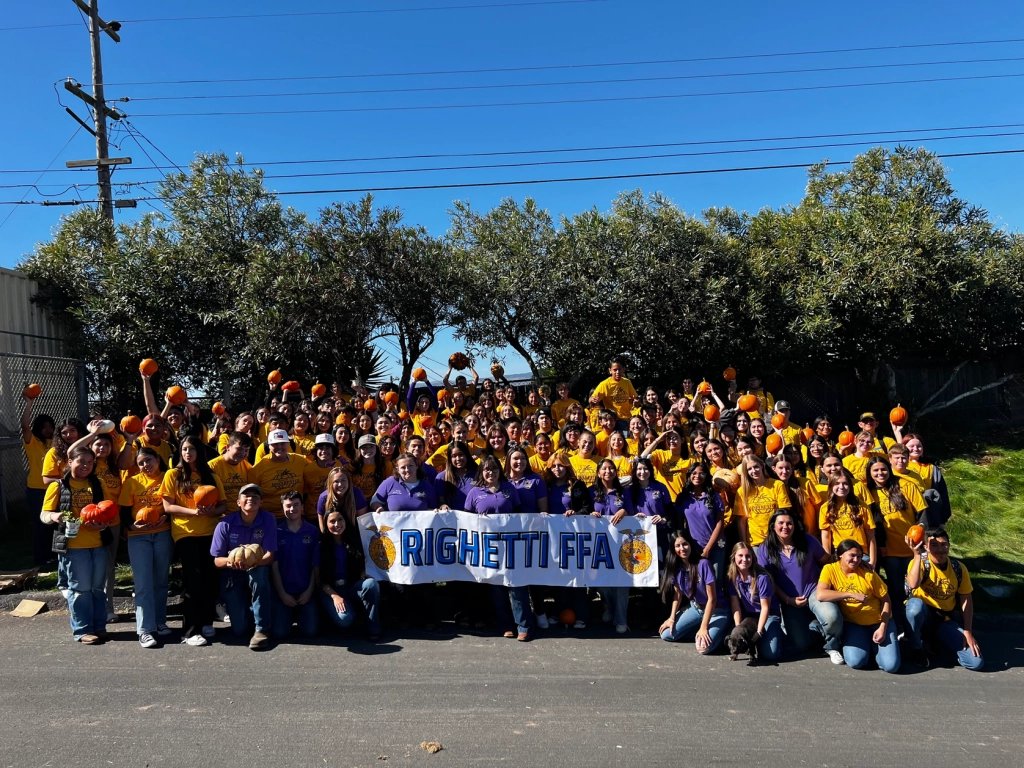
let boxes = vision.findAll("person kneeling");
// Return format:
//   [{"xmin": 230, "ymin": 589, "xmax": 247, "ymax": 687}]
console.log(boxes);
[
  {"xmin": 211, "ymin": 484, "xmax": 277, "ymax": 650},
  {"xmin": 659, "ymin": 532, "xmax": 730, "ymax": 654},
  {"xmin": 904, "ymin": 527, "xmax": 983, "ymax": 671},
  {"xmin": 271, "ymin": 491, "xmax": 319, "ymax": 640},
  {"xmin": 318, "ymin": 508, "xmax": 381, "ymax": 642}
]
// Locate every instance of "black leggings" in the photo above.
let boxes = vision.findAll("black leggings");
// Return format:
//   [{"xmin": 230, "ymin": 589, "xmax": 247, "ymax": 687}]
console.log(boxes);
[{"xmin": 175, "ymin": 535, "xmax": 217, "ymax": 638}]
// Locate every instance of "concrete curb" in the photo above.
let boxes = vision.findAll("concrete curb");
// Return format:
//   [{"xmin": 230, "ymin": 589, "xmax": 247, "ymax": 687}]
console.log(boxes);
[{"xmin": 0, "ymin": 591, "xmax": 182, "ymax": 613}]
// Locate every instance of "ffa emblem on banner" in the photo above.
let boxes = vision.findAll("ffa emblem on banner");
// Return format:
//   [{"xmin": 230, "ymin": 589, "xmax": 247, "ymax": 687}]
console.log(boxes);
[
  {"xmin": 369, "ymin": 526, "xmax": 397, "ymax": 570},
  {"xmin": 617, "ymin": 528, "xmax": 653, "ymax": 575}
]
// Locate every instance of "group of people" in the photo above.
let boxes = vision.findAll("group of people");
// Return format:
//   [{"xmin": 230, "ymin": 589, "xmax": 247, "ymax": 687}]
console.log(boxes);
[{"xmin": 18, "ymin": 357, "xmax": 983, "ymax": 671}]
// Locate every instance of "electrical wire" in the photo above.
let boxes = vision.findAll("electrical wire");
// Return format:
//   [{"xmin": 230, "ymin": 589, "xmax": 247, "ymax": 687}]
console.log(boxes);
[
  {"xmin": 114, "ymin": 55, "xmax": 1024, "ymax": 102},
  {"xmin": 127, "ymin": 71, "xmax": 1024, "ymax": 117},
  {"xmin": 0, "ymin": 127, "xmax": 82, "ymax": 229}
]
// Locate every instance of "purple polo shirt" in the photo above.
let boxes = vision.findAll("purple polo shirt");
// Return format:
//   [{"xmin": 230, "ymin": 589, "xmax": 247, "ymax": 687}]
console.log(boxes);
[
  {"xmin": 590, "ymin": 487, "xmax": 636, "ymax": 517},
  {"xmin": 463, "ymin": 482, "xmax": 521, "ymax": 514},
  {"xmin": 371, "ymin": 476, "xmax": 439, "ymax": 511},
  {"xmin": 547, "ymin": 482, "xmax": 572, "ymax": 515},
  {"xmin": 675, "ymin": 558, "xmax": 725, "ymax": 610},
  {"xmin": 511, "ymin": 475, "xmax": 548, "ymax": 514},
  {"xmin": 316, "ymin": 487, "xmax": 368, "ymax": 518},
  {"xmin": 435, "ymin": 468, "xmax": 477, "ymax": 510},
  {"xmin": 210, "ymin": 508, "xmax": 278, "ymax": 558},
  {"xmin": 418, "ymin": 462, "xmax": 438, "ymax": 483},
  {"xmin": 631, "ymin": 480, "xmax": 671, "ymax": 524},
  {"xmin": 728, "ymin": 573, "xmax": 778, "ymax": 617},
  {"xmin": 312, "ymin": 541, "xmax": 348, "ymax": 585},
  {"xmin": 756, "ymin": 537, "xmax": 827, "ymax": 600},
  {"xmin": 677, "ymin": 491, "xmax": 725, "ymax": 548},
  {"xmin": 275, "ymin": 519, "xmax": 319, "ymax": 595}
]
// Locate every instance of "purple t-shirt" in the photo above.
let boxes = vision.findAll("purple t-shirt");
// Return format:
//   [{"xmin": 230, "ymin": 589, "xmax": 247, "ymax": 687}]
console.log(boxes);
[
  {"xmin": 371, "ymin": 476, "xmax": 439, "ymax": 511},
  {"xmin": 316, "ymin": 487, "xmax": 368, "ymax": 518},
  {"xmin": 631, "ymin": 480, "xmax": 672, "ymax": 524},
  {"xmin": 463, "ymin": 482, "xmax": 521, "ymax": 514},
  {"xmin": 547, "ymin": 483, "xmax": 572, "ymax": 515},
  {"xmin": 674, "ymin": 558, "xmax": 725, "ymax": 610},
  {"xmin": 210, "ymin": 508, "xmax": 278, "ymax": 558},
  {"xmin": 756, "ymin": 537, "xmax": 827, "ymax": 600},
  {"xmin": 728, "ymin": 572, "xmax": 778, "ymax": 617},
  {"xmin": 590, "ymin": 487, "xmax": 636, "ymax": 517},
  {"xmin": 677, "ymin": 491, "xmax": 725, "ymax": 548},
  {"xmin": 275, "ymin": 519, "xmax": 319, "ymax": 595},
  {"xmin": 511, "ymin": 475, "xmax": 548, "ymax": 514},
  {"xmin": 435, "ymin": 468, "xmax": 476, "ymax": 510}
]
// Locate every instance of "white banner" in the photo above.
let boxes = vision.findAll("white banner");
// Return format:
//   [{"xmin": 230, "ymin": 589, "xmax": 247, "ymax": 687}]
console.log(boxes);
[{"xmin": 358, "ymin": 510, "xmax": 658, "ymax": 588}]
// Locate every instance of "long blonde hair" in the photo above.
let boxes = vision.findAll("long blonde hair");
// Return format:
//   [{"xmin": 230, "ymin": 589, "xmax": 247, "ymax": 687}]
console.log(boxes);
[{"xmin": 325, "ymin": 466, "xmax": 357, "ymax": 525}]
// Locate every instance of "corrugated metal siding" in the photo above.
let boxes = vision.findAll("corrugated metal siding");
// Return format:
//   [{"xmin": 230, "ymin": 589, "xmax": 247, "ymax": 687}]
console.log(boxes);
[{"xmin": 0, "ymin": 267, "xmax": 64, "ymax": 356}]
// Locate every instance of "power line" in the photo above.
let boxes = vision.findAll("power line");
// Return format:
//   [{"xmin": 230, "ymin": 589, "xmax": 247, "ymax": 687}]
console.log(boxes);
[
  {"xmin": 0, "ymin": 0, "xmax": 604, "ymax": 31},
  {"xmin": 93, "ymin": 37, "xmax": 1024, "ymax": 87},
  {"xmin": 0, "ymin": 127, "xmax": 82, "ymax": 229},
  {"xmin": 128, "ymin": 71, "xmax": 1024, "ymax": 117},
  {"xmin": 4, "ymin": 146, "xmax": 1020, "ymax": 203},
  {"xmin": 112, "ymin": 55, "xmax": 1024, "ymax": 102}
]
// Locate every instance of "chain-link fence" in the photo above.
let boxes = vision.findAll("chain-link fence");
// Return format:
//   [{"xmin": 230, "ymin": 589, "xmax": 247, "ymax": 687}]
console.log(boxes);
[{"xmin": 0, "ymin": 351, "xmax": 87, "ymax": 522}]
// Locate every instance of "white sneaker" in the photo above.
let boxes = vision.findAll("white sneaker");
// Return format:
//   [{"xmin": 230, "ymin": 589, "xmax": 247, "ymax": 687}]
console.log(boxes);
[
  {"xmin": 201, "ymin": 625, "xmax": 215, "ymax": 638},
  {"xmin": 155, "ymin": 624, "xmax": 172, "ymax": 637},
  {"xmin": 107, "ymin": 611, "xmax": 118, "ymax": 623},
  {"xmin": 183, "ymin": 635, "xmax": 208, "ymax": 646},
  {"xmin": 216, "ymin": 604, "xmax": 231, "ymax": 624},
  {"xmin": 827, "ymin": 650, "xmax": 846, "ymax": 665},
  {"xmin": 615, "ymin": 624, "xmax": 628, "ymax": 634},
  {"xmin": 61, "ymin": 589, "xmax": 71, "ymax": 601},
  {"xmin": 535, "ymin": 614, "xmax": 549, "ymax": 629},
  {"xmin": 139, "ymin": 633, "xmax": 158, "ymax": 648},
  {"xmin": 573, "ymin": 620, "xmax": 586, "ymax": 630},
  {"xmin": 602, "ymin": 607, "xmax": 612, "ymax": 623}
]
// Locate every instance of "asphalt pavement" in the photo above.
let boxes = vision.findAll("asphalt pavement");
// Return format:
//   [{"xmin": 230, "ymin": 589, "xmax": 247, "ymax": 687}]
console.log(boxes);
[{"xmin": 0, "ymin": 611, "xmax": 1021, "ymax": 768}]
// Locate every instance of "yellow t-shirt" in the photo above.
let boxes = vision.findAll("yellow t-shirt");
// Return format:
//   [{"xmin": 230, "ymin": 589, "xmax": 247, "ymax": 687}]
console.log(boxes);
[
  {"xmin": 292, "ymin": 433, "xmax": 316, "ymax": 458},
  {"xmin": 208, "ymin": 456, "xmax": 251, "ymax": 513},
  {"xmin": 350, "ymin": 460, "xmax": 392, "ymax": 500},
  {"xmin": 584, "ymin": 408, "xmax": 602, "ymax": 433},
  {"xmin": 610, "ymin": 456, "xmax": 633, "ymax": 479},
  {"xmin": 93, "ymin": 461, "xmax": 123, "ymax": 504},
  {"xmin": 907, "ymin": 460, "xmax": 935, "ymax": 490},
  {"xmin": 529, "ymin": 453, "xmax": 550, "ymax": 476},
  {"xmin": 249, "ymin": 454, "xmax": 309, "ymax": 517},
  {"xmin": 818, "ymin": 562, "xmax": 887, "ymax": 626},
  {"xmin": 412, "ymin": 410, "xmax": 439, "ymax": 437},
  {"xmin": 649, "ymin": 450, "xmax": 695, "ymax": 502},
  {"xmin": 118, "ymin": 472, "xmax": 170, "ymax": 536},
  {"xmin": 593, "ymin": 377, "xmax": 637, "ymax": 420},
  {"xmin": 842, "ymin": 454, "xmax": 873, "ymax": 484},
  {"xmin": 797, "ymin": 477, "xmax": 823, "ymax": 536},
  {"xmin": 160, "ymin": 470, "xmax": 226, "ymax": 540},
  {"xmin": 856, "ymin": 479, "xmax": 927, "ymax": 558},
  {"xmin": 736, "ymin": 478, "xmax": 792, "ymax": 546},
  {"xmin": 570, "ymin": 455, "xmax": 599, "ymax": 486},
  {"xmin": 131, "ymin": 435, "xmax": 173, "ymax": 467},
  {"xmin": 428, "ymin": 446, "xmax": 449, "ymax": 473},
  {"xmin": 909, "ymin": 556, "xmax": 973, "ymax": 613},
  {"xmin": 23, "ymin": 435, "xmax": 50, "ymax": 489},
  {"xmin": 551, "ymin": 398, "xmax": 580, "ymax": 428},
  {"xmin": 303, "ymin": 460, "xmax": 341, "ymax": 514},
  {"xmin": 43, "ymin": 478, "xmax": 103, "ymax": 549},
  {"xmin": 818, "ymin": 500, "xmax": 875, "ymax": 552},
  {"xmin": 595, "ymin": 429, "xmax": 612, "ymax": 458},
  {"xmin": 781, "ymin": 424, "xmax": 803, "ymax": 446},
  {"xmin": 41, "ymin": 447, "xmax": 67, "ymax": 481}
]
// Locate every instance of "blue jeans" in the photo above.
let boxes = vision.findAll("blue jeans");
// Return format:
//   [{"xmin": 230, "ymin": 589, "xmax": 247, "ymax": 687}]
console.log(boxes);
[
  {"xmin": 320, "ymin": 578, "xmax": 381, "ymax": 635},
  {"xmin": 905, "ymin": 597, "xmax": 984, "ymax": 671},
  {"xmin": 492, "ymin": 585, "xmax": 535, "ymax": 634},
  {"xmin": 757, "ymin": 614, "xmax": 783, "ymax": 661},
  {"xmin": 883, "ymin": 555, "xmax": 912, "ymax": 629},
  {"xmin": 660, "ymin": 604, "xmax": 730, "ymax": 653},
  {"xmin": 271, "ymin": 593, "xmax": 319, "ymax": 639},
  {"xmin": 841, "ymin": 620, "xmax": 901, "ymax": 672},
  {"xmin": 220, "ymin": 566, "xmax": 273, "ymax": 636},
  {"xmin": 63, "ymin": 547, "xmax": 107, "ymax": 639},
  {"xmin": 706, "ymin": 544, "xmax": 727, "ymax": 586},
  {"xmin": 597, "ymin": 587, "xmax": 629, "ymax": 626},
  {"xmin": 127, "ymin": 531, "xmax": 173, "ymax": 635},
  {"xmin": 781, "ymin": 591, "xmax": 843, "ymax": 654}
]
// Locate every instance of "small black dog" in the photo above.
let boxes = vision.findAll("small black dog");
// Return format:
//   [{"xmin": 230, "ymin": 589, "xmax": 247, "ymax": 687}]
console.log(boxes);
[{"xmin": 726, "ymin": 617, "xmax": 759, "ymax": 664}]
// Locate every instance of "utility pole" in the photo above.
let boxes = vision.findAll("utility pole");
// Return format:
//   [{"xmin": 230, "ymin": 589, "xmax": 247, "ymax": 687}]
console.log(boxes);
[{"xmin": 63, "ymin": 0, "xmax": 128, "ymax": 221}]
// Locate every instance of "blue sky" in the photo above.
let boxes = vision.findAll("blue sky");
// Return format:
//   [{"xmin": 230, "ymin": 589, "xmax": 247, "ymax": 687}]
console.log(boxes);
[{"xmin": 2, "ymin": 0, "xmax": 1023, "ymax": 379}]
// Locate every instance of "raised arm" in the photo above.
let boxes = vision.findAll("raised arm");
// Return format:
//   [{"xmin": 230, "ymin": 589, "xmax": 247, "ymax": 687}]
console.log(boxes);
[
  {"xmin": 20, "ymin": 396, "xmax": 35, "ymax": 444},
  {"xmin": 141, "ymin": 373, "xmax": 161, "ymax": 417}
]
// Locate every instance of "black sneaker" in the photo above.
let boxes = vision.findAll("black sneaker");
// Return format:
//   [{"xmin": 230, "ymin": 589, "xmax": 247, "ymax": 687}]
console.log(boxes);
[{"xmin": 906, "ymin": 645, "xmax": 930, "ymax": 668}]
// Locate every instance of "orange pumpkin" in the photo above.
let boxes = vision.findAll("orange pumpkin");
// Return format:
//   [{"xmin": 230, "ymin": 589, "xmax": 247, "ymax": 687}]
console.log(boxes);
[
  {"xmin": 281, "ymin": 380, "xmax": 300, "ymax": 392},
  {"xmin": 412, "ymin": 367, "xmax": 427, "ymax": 382},
  {"xmin": 838, "ymin": 428, "xmax": 855, "ymax": 447},
  {"xmin": 771, "ymin": 412, "xmax": 788, "ymax": 430},
  {"xmin": 364, "ymin": 399, "xmax": 378, "ymax": 412},
  {"xmin": 79, "ymin": 503, "xmax": 101, "ymax": 524},
  {"xmin": 82, "ymin": 499, "xmax": 118, "ymax": 525},
  {"xmin": 267, "ymin": 370, "xmax": 282, "ymax": 384},
  {"xmin": 139, "ymin": 358, "xmax": 158, "ymax": 376},
  {"xmin": 22, "ymin": 383, "xmax": 42, "ymax": 399},
  {"xmin": 449, "ymin": 352, "xmax": 470, "ymax": 370},
  {"xmin": 212, "ymin": 401, "xmax": 226, "ymax": 416},
  {"xmin": 697, "ymin": 380, "xmax": 712, "ymax": 395},
  {"xmin": 737, "ymin": 394, "xmax": 758, "ymax": 412},
  {"xmin": 890, "ymin": 404, "xmax": 908, "ymax": 427},
  {"xmin": 311, "ymin": 383, "xmax": 327, "ymax": 398},
  {"xmin": 703, "ymin": 404, "xmax": 721, "ymax": 422},
  {"xmin": 713, "ymin": 468, "xmax": 741, "ymax": 492},
  {"xmin": 437, "ymin": 389, "xmax": 451, "ymax": 402},
  {"xmin": 383, "ymin": 391, "xmax": 399, "ymax": 406},
  {"xmin": 193, "ymin": 485, "xmax": 219, "ymax": 509},
  {"xmin": 420, "ymin": 415, "xmax": 435, "ymax": 429},
  {"xmin": 765, "ymin": 433, "xmax": 784, "ymax": 454},
  {"xmin": 801, "ymin": 425, "xmax": 815, "ymax": 443},
  {"xmin": 558, "ymin": 608, "xmax": 576, "ymax": 626},
  {"xmin": 907, "ymin": 524, "xmax": 925, "ymax": 545},
  {"xmin": 490, "ymin": 363, "xmax": 504, "ymax": 379},
  {"xmin": 120, "ymin": 413, "xmax": 143, "ymax": 434},
  {"xmin": 723, "ymin": 366, "xmax": 737, "ymax": 381},
  {"xmin": 166, "ymin": 386, "xmax": 187, "ymax": 405},
  {"xmin": 135, "ymin": 506, "xmax": 163, "ymax": 525}
]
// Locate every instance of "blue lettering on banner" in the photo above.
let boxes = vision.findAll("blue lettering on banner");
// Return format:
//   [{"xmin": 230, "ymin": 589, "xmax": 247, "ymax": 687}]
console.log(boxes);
[
  {"xmin": 576, "ymin": 532, "xmax": 592, "ymax": 570},
  {"xmin": 436, "ymin": 528, "xmax": 457, "ymax": 564},
  {"xmin": 424, "ymin": 528, "xmax": 434, "ymax": 566},
  {"xmin": 593, "ymin": 533, "xmax": 614, "ymax": 570},
  {"xmin": 499, "ymin": 532, "xmax": 521, "ymax": 567},
  {"xmin": 401, "ymin": 530, "xmax": 423, "ymax": 566},
  {"xmin": 559, "ymin": 532, "xmax": 575, "ymax": 569},
  {"xmin": 482, "ymin": 533, "xmax": 500, "ymax": 569},
  {"xmin": 521, "ymin": 531, "xmax": 539, "ymax": 567},
  {"xmin": 539, "ymin": 532, "xmax": 550, "ymax": 568},
  {"xmin": 458, "ymin": 529, "xmax": 480, "ymax": 567}
]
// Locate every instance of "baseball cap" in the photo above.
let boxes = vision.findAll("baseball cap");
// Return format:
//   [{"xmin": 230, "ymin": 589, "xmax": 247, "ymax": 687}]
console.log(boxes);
[
  {"xmin": 239, "ymin": 483, "xmax": 262, "ymax": 497},
  {"xmin": 357, "ymin": 435, "xmax": 377, "ymax": 449},
  {"xmin": 859, "ymin": 411, "xmax": 878, "ymax": 421},
  {"xmin": 314, "ymin": 433, "xmax": 336, "ymax": 446},
  {"xmin": 268, "ymin": 429, "xmax": 290, "ymax": 444},
  {"xmin": 775, "ymin": 401, "xmax": 791, "ymax": 411}
]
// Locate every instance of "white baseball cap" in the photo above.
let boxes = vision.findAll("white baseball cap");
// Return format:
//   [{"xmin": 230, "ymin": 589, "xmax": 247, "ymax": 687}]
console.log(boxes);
[
  {"xmin": 268, "ymin": 429, "xmax": 290, "ymax": 444},
  {"xmin": 315, "ymin": 433, "xmax": 336, "ymax": 446}
]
